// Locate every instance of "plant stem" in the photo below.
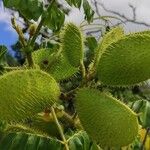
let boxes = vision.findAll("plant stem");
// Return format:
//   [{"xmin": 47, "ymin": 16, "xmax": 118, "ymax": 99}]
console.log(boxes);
[
  {"xmin": 80, "ymin": 61, "xmax": 86, "ymax": 86},
  {"xmin": 4, "ymin": 67, "xmax": 22, "ymax": 70},
  {"xmin": 80, "ymin": 23, "xmax": 105, "ymax": 28},
  {"xmin": 62, "ymin": 111, "xmax": 75, "ymax": 127},
  {"xmin": 29, "ymin": 18, "xmax": 45, "ymax": 47},
  {"xmin": 11, "ymin": 18, "xmax": 27, "ymax": 47},
  {"xmin": 29, "ymin": 0, "xmax": 55, "ymax": 47},
  {"xmin": 51, "ymin": 107, "xmax": 69, "ymax": 150},
  {"xmin": 11, "ymin": 18, "xmax": 34, "ymax": 67},
  {"xmin": 26, "ymin": 52, "xmax": 34, "ymax": 68},
  {"xmin": 140, "ymin": 128, "xmax": 150, "ymax": 150}
]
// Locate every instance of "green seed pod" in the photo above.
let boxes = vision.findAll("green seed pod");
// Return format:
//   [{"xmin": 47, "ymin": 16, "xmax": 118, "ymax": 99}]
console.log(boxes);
[
  {"xmin": 33, "ymin": 49, "xmax": 78, "ymax": 81},
  {"xmin": 60, "ymin": 23, "xmax": 84, "ymax": 67},
  {"xmin": 0, "ymin": 69, "xmax": 60, "ymax": 121},
  {"xmin": 94, "ymin": 26, "xmax": 124, "ymax": 68},
  {"xmin": 97, "ymin": 33, "xmax": 150, "ymax": 86},
  {"xmin": 75, "ymin": 88, "xmax": 138, "ymax": 148}
]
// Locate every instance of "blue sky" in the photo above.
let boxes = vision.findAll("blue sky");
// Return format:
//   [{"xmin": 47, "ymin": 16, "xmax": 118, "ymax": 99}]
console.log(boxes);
[{"xmin": 0, "ymin": 0, "xmax": 18, "ymax": 52}]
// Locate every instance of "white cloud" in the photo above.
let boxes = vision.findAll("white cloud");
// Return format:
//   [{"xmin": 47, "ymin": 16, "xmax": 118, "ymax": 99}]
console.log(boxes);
[
  {"xmin": 65, "ymin": 8, "xmax": 84, "ymax": 25},
  {"xmin": 0, "ymin": 1, "xmax": 11, "ymax": 23},
  {"xmin": 63, "ymin": 0, "xmax": 150, "ymax": 31},
  {"xmin": 0, "ymin": 1, "xmax": 16, "ymax": 33},
  {"xmin": 99, "ymin": 0, "xmax": 150, "ymax": 24}
]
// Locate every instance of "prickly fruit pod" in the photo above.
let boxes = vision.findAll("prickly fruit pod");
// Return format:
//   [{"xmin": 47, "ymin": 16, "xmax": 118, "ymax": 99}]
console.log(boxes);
[
  {"xmin": 76, "ymin": 88, "xmax": 138, "ymax": 148},
  {"xmin": 97, "ymin": 33, "xmax": 150, "ymax": 86},
  {"xmin": 60, "ymin": 23, "xmax": 84, "ymax": 67},
  {"xmin": 0, "ymin": 69, "xmax": 60, "ymax": 121},
  {"xmin": 32, "ymin": 49, "xmax": 78, "ymax": 81}
]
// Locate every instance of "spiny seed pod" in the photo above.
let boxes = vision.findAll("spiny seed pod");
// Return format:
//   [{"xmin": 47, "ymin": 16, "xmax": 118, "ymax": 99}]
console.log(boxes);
[
  {"xmin": 75, "ymin": 88, "xmax": 138, "ymax": 148},
  {"xmin": 100, "ymin": 26, "xmax": 124, "ymax": 54},
  {"xmin": 97, "ymin": 33, "xmax": 150, "ymax": 86},
  {"xmin": 94, "ymin": 26, "xmax": 124, "ymax": 69},
  {"xmin": 60, "ymin": 23, "xmax": 84, "ymax": 67},
  {"xmin": 33, "ymin": 49, "xmax": 78, "ymax": 81},
  {"xmin": 0, "ymin": 69, "xmax": 60, "ymax": 121},
  {"xmin": 29, "ymin": 24, "xmax": 37, "ymax": 37}
]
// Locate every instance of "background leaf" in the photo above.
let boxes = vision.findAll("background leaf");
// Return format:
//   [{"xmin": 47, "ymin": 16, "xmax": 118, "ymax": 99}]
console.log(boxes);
[
  {"xmin": 44, "ymin": 2, "xmax": 65, "ymax": 31},
  {"xmin": 65, "ymin": 0, "xmax": 82, "ymax": 8},
  {"xmin": 83, "ymin": 0, "xmax": 94, "ymax": 23},
  {"xmin": 3, "ymin": 0, "xmax": 43, "ymax": 20}
]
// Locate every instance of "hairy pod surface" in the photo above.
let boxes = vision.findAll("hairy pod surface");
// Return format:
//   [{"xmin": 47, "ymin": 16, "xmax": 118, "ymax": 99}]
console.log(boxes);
[
  {"xmin": 99, "ymin": 26, "xmax": 124, "ymax": 54},
  {"xmin": 0, "ymin": 70, "xmax": 60, "ymax": 121},
  {"xmin": 75, "ymin": 88, "xmax": 138, "ymax": 148},
  {"xmin": 33, "ymin": 49, "xmax": 78, "ymax": 81},
  {"xmin": 97, "ymin": 33, "xmax": 150, "ymax": 86},
  {"xmin": 60, "ymin": 23, "xmax": 84, "ymax": 67},
  {"xmin": 94, "ymin": 26, "xmax": 124, "ymax": 68}
]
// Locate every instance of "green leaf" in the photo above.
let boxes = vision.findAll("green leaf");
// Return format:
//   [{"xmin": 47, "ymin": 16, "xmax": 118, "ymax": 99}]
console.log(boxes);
[
  {"xmin": 0, "ymin": 70, "xmax": 60, "ymax": 121},
  {"xmin": 44, "ymin": 2, "xmax": 65, "ymax": 31},
  {"xmin": 60, "ymin": 23, "xmax": 84, "ymax": 67},
  {"xmin": 0, "ymin": 45, "xmax": 7, "ymax": 67},
  {"xmin": 83, "ymin": 0, "xmax": 94, "ymax": 23},
  {"xmin": 97, "ymin": 33, "xmax": 150, "ymax": 86},
  {"xmin": 33, "ymin": 49, "xmax": 78, "ymax": 81},
  {"xmin": 0, "ymin": 130, "xmax": 97, "ymax": 150},
  {"xmin": 65, "ymin": 0, "xmax": 82, "ymax": 8},
  {"xmin": 143, "ymin": 101, "xmax": 150, "ymax": 128},
  {"xmin": 85, "ymin": 36, "xmax": 97, "ymax": 52},
  {"xmin": 132, "ymin": 100, "xmax": 145, "ymax": 113},
  {"xmin": 3, "ymin": 0, "xmax": 20, "ymax": 8},
  {"xmin": 3, "ymin": 0, "xmax": 43, "ymax": 20},
  {"xmin": 0, "ymin": 46, "xmax": 7, "ymax": 60},
  {"xmin": 67, "ymin": 131, "xmax": 93, "ymax": 150},
  {"xmin": 0, "ymin": 132, "xmax": 63, "ymax": 150},
  {"xmin": 85, "ymin": 36, "xmax": 98, "ymax": 65}
]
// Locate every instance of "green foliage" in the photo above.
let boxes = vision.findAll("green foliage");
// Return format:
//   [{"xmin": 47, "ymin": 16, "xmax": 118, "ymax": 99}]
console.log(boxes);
[
  {"xmin": 0, "ymin": 131, "xmax": 97, "ymax": 150},
  {"xmin": 85, "ymin": 36, "xmax": 98, "ymax": 66},
  {"xmin": 44, "ymin": 2, "xmax": 65, "ymax": 32},
  {"xmin": 65, "ymin": 0, "xmax": 94, "ymax": 22},
  {"xmin": 61, "ymin": 23, "xmax": 84, "ymax": 67},
  {"xmin": 97, "ymin": 33, "xmax": 150, "ymax": 86},
  {"xmin": 3, "ymin": 0, "xmax": 94, "ymax": 31},
  {"xmin": 75, "ymin": 88, "xmax": 138, "ymax": 148},
  {"xmin": 143, "ymin": 101, "xmax": 150, "ymax": 128},
  {"xmin": 67, "ymin": 131, "xmax": 98, "ymax": 150},
  {"xmin": 0, "ymin": 46, "xmax": 7, "ymax": 72},
  {"xmin": 83, "ymin": 0, "xmax": 95, "ymax": 23},
  {"xmin": 0, "ymin": 132, "xmax": 63, "ymax": 150},
  {"xmin": 3, "ymin": 0, "xmax": 43, "ymax": 20},
  {"xmin": 0, "ymin": 70, "xmax": 60, "ymax": 121},
  {"xmin": 0, "ymin": 46, "xmax": 7, "ymax": 60},
  {"xmin": 65, "ymin": 0, "xmax": 82, "ymax": 8}
]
